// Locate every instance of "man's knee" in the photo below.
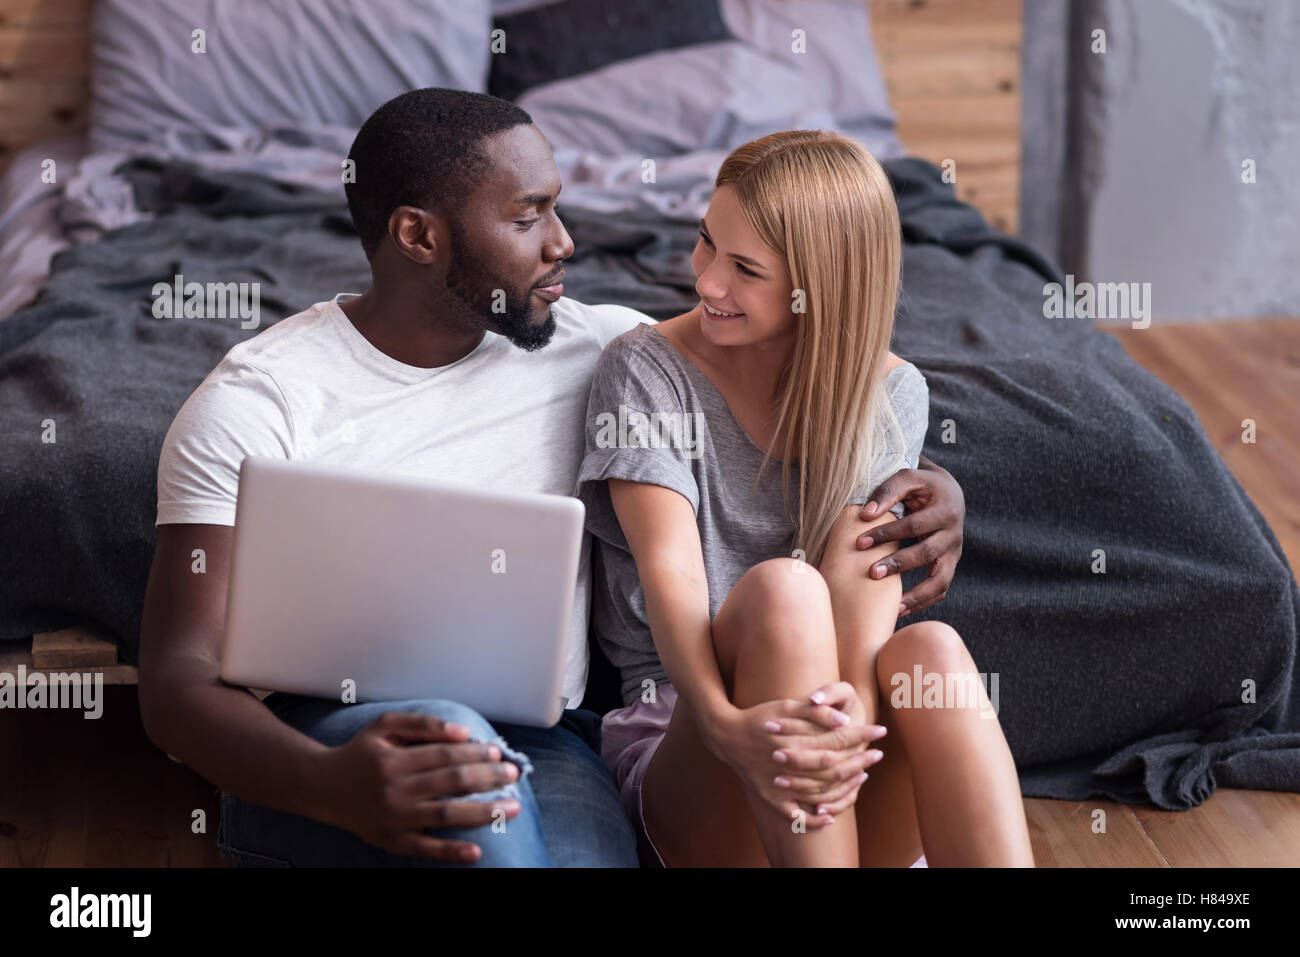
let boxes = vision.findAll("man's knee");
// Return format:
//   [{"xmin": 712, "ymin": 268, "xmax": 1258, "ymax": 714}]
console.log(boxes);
[
  {"xmin": 305, "ymin": 696, "xmax": 496, "ymax": 748},
  {"xmin": 383, "ymin": 699, "xmax": 536, "ymax": 799},
  {"xmin": 379, "ymin": 698, "xmax": 497, "ymax": 741}
]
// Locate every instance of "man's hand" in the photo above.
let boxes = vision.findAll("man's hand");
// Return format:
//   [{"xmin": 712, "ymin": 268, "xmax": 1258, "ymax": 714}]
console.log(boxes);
[
  {"xmin": 312, "ymin": 712, "xmax": 523, "ymax": 863},
  {"xmin": 856, "ymin": 454, "xmax": 965, "ymax": 617}
]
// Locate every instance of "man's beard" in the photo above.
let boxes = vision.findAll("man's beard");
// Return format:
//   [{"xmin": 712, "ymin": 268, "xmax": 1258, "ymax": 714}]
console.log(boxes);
[{"xmin": 444, "ymin": 225, "xmax": 557, "ymax": 352}]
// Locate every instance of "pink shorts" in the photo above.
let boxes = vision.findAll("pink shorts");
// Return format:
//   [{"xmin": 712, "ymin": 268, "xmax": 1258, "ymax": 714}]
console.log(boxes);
[
  {"xmin": 600, "ymin": 680, "xmax": 928, "ymax": 868},
  {"xmin": 600, "ymin": 681, "xmax": 678, "ymax": 867}
]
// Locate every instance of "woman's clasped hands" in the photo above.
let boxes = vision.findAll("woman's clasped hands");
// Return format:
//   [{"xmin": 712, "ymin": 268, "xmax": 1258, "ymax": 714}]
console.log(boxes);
[{"xmin": 703, "ymin": 681, "xmax": 886, "ymax": 828}]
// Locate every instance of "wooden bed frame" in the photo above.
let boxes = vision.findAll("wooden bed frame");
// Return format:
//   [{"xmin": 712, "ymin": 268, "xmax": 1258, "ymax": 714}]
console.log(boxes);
[{"xmin": 0, "ymin": 0, "xmax": 1022, "ymax": 231}]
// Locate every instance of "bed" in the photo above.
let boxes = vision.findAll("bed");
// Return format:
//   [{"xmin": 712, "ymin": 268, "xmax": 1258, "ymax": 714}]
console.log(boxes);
[{"xmin": 0, "ymin": 0, "xmax": 1297, "ymax": 813}]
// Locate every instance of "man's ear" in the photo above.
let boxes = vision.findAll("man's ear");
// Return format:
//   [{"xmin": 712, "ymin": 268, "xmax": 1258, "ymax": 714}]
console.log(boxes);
[{"xmin": 386, "ymin": 206, "xmax": 444, "ymax": 265}]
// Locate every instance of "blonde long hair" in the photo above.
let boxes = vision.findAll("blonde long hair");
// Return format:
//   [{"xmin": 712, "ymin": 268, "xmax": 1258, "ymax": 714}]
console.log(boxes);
[{"xmin": 716, "ymin": 130, "xmax": 905, "ymax": 565}]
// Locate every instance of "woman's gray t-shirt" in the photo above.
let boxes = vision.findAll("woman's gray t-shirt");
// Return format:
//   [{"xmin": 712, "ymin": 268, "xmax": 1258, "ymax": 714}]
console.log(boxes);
[{"xmin": 575, "ymin": 322, "xmax": 930, "ymax": 706}]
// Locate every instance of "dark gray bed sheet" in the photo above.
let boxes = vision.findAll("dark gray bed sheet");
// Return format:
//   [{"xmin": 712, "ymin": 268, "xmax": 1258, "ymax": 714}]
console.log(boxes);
[{"xmin": 0, "ymin": 156, "xmax": 1296, "ymax": 810}]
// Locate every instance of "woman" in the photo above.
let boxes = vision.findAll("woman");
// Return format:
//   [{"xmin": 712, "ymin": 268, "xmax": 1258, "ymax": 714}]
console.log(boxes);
[{"xmin": 576, "ymin": 130, "xmax": 1033, "ymax": 867}]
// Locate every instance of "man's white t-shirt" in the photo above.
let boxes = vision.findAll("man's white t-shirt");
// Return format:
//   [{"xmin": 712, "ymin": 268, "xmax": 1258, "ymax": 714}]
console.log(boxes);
[{"xmin": 156, "ymin": 294, "xmax": 648, "ymax": 709}]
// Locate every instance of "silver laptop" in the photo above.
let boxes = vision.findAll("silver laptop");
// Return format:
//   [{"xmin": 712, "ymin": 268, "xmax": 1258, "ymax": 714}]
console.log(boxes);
[{"xmin": 220, "ymin": 456, "xmax": 585, "ymax": 727}]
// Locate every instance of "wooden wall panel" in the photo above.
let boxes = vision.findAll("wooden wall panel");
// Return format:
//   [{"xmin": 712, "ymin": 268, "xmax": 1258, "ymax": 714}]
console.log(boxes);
[
  {"xmin": 0, "ymin": 0, "xmax": 1022, "ymax": 232},
  {"xmin": 870, "ymin": 0, "xmax": 1023, "ymax": 233},
  {"xmin": 0, "ymin": 0, "xmax": 91, "ymax": 166}
]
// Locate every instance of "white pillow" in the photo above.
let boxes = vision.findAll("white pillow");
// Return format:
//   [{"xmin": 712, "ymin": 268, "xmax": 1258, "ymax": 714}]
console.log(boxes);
[
  {"xmin": 516, "ymin": 0, "xmax": 901, "ymax": 159},
  {"xmin": 89, "ymin": 0, "xmax": 492, "ymax": 153}
]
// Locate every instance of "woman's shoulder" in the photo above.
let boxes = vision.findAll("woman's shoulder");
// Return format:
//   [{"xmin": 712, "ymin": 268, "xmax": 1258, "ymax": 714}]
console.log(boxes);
[
  {"xmin": 598, "ymin": 322, "xmax": 692, "ymax": 378},
  {"xmin": 592, "ymin": 322, "xmax": 692, "ymax": 406},
  {"xmin": 601, "ymin": 318, "xmax": 662, "ymax": 354},
  {"xmin": 884, "ymin": 353, "xmax": 927, "ymax": 396},
  {"xmin": 883, "ymin": 351, "xmax": 925, "ymax": 380},
  {"xmin": 882, "ymin": 354, "xmax": 929, "ymax": 442}
]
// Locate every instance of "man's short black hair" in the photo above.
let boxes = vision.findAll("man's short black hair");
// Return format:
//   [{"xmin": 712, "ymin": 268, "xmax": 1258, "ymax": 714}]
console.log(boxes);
[{"xmin": 345, "ymin": 88, "xmax": 533, "ymax": 258}]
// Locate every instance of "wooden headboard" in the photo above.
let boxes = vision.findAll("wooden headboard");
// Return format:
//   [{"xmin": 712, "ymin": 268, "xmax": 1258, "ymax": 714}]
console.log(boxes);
[{"xmin": 0, "ymin": 0, "xmax": 1021, "ymax": 232}]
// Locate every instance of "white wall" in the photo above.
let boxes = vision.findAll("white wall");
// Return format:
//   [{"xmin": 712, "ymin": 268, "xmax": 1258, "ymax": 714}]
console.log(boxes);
[{"xmin": 1022, "ymin": 0, "xmax": 1300, "ymax": 320}]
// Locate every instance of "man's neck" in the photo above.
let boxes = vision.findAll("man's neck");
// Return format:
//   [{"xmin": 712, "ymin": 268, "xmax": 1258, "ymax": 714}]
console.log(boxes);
[{"xmin": 339, "ymin": 286, "xmax": 486, "ymax": 370}]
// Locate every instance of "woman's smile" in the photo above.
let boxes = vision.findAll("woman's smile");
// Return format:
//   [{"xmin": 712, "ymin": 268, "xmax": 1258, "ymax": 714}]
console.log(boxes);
[{"xmin": 702, "ymin": 301, "xmax": 746, "ymax": 319}]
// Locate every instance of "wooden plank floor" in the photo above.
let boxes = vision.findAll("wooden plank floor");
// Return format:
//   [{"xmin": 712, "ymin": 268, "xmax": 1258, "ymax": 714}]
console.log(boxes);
[
  {"xmin": 1, "ymin": 320, "xmax": 1296, "ymax": 868},
  {"xmin": 0, "ymin": 687, "xmax": 223, "ymax": 867},
  {"xmin": 1021, "ymin": 318, "xmax": 1300, "ymax": 868}
]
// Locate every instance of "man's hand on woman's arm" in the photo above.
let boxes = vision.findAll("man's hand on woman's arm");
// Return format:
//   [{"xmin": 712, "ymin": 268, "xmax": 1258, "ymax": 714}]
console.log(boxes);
[{"xmin": 855, "ymin": 453, "xmax": 965, "ymax": 617}]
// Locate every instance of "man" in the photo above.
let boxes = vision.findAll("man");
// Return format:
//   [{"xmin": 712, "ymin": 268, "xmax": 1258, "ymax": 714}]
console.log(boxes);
[{"xmin": 138, "ymin": 88, "xmax": 966, "ymax": 867}]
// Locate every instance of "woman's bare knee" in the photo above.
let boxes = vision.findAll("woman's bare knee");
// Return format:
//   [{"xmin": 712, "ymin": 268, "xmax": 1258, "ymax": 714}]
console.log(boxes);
[
  {"xmin": 717, "ymin": 558, "xmax": 835, "ymax": 661},
  {"xmin": 876, "ymin": 621, "xmax": 978, "ymax": 700},
  {"xmin": 730, "ymin": 558, "xmax": 831, "ymax": 626},
  {"xmin": 877, "ymin": 620, "xmax": 967, "ymax": 676}
]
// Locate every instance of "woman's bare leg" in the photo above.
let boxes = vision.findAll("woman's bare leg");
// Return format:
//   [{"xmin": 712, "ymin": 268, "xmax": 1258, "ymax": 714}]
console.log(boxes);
[
  {"xmin": 640, "ymin": 558, "xmax": 859, "ymax": 867},
  {"xmin": 820, "ymin": 507, "xmax": 1032, "ymax": 866},
  {"xmin": 875, "ymin": 621, "xmax": 1035, "ymax": 866},
  {"xmin": 819, "ymin": 507, "xmax": 926, "ymax": 866}
]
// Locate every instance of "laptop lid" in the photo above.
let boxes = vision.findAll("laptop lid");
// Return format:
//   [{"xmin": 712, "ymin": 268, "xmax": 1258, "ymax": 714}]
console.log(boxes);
[{"xmin": 220, "ymin": 456, "xmax": 585, "ymax": 727}]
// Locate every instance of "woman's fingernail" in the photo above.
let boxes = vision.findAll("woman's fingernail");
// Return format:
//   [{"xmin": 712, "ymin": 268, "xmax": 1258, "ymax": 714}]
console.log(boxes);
[
  {"xmin": 820, "ymin": 814, "xmax": 835, "ymax": 825},
  {"xmin": 855, "ymin": 772, "xmax": 869, "ymax": 785},
  {"xmin": 832, "ymin": 710, "xmax": 850, "ymax": 726},
  {"xmin": 810, "ymin": 690, "xmax": 826, "ymax": 704},
  {"xmin": 765, "ymin": 720, "xmax": 781, "ymax": 732},
  {"xmin": 772, "ymin": 750, "xmax": 788, "ymax": 764},
  {"xmin": 874, "ymin": 564, "xmax": 887, "ymax": 577},
  {"xmin": 774, "ymin": 776, "xmax": 791, "ymax": 788},
  {"xmin": 867, "ymin": 749, "xmax": 884, "ymax": 763},
  {"xmin": 816, "ymin": 804, "xmax": 829, "ymax": 815}
]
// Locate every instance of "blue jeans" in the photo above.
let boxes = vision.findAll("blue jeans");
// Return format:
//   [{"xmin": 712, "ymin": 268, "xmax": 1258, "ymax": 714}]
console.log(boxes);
[{"xmin": 217, "ymin": 694, "xmax": 639, "ymax": 867}]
